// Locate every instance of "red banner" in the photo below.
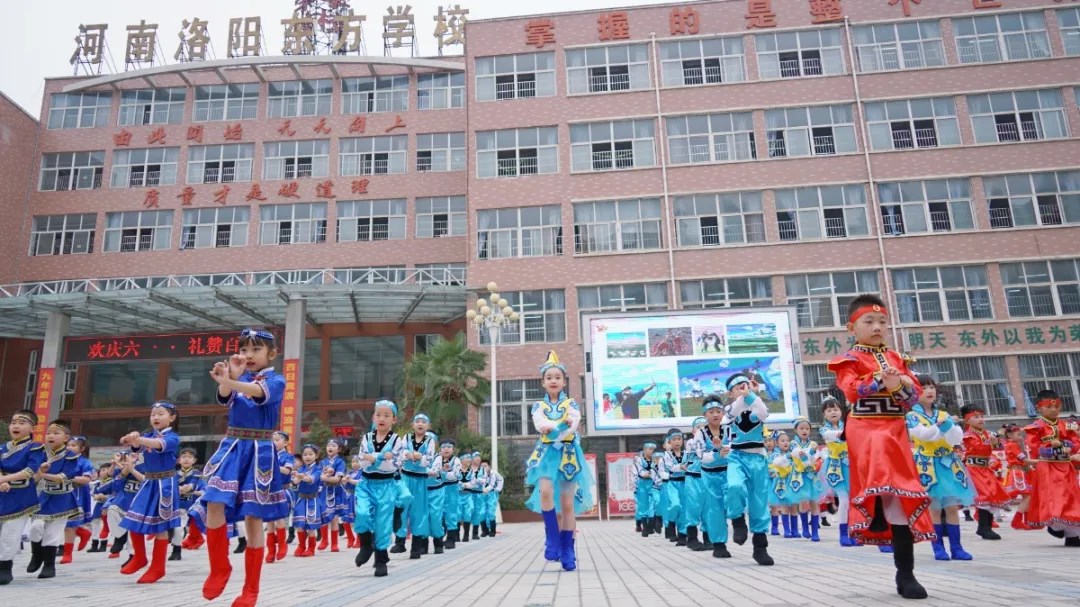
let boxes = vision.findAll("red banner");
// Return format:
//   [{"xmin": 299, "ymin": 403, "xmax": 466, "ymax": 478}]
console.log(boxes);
[
  {"xmin": 281, "ymin": 359, "xmax": 299, "ymax": 452},
  {"xmin": 332, "ymin": 426, "xmax": 353, "ymax": 438},
  {"xmin": 32, "ymin": 368, "xmax": 56, "ymax": 442},
  {"xmin": 606, "ymin": 452, "xmax": 639, "ymax": 518}
]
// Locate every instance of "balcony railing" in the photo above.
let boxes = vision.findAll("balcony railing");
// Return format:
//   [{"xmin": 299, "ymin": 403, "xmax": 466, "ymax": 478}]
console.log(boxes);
[
  {"xmin": 496, "ymin": 79, "xmax": 536, "ymax": 99},
  {"xmin": 779, "ymin": 58, "xmax": 801, "ymax": 78},
  {"xmin": 813, "ymin": 135, "xmax": 836, "ymax": 155},
  {"xmin": 589, "ymin": 72, "xmax": 630, "ymax": 92},
  {"xmin": 215, "ymin": 231, "xmax": 232, "ymax": 247},
  {"xmin": 929, "ymin": 210, "xmax": 953, "ymax": 232},
  {"xmin": 768, "ymin": 139, "xmax": 787, "ymax": 158},
  {"xmin": 824, "ymin": 216, "xmax": 847, "ymax": 238},
  {"xmin": 883, "ymin": 214, "xmax": 904, "ymax": 235},
  {"xmin": 778, "ymin": 219, "xmax": 798, "ymax": 241},
  {"xmin": 1038, "ymin": 202, "xmax": 1063, "ymax": 226},
  {"xmin": 914, "ymin": 128, "xmax": 939, "ymax": 148},
  {"xmin": 591, "ymin": 149, "xmax": 634, "ymax": 170},
  {"xmin": 802, "ymin": 56, "xmax": 823, "ymax": 75},
  {"xmin": 989, "ymin": 207, "xmax": 1013, "ymax": 228},
  {"xmin": 682, "ymin": 64, "xmax": 723, "ymax": 85}
]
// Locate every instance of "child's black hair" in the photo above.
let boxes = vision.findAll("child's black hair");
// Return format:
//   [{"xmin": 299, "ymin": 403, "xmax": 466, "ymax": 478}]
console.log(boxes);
[
  {"xmin": 846, "ymin": 294, "xmax": 887, "ymax": 320},
  {"xmin": 1036, "ymin": 388, "xmax": 1059, "ymax": 402},
  {"xmin": 915, "ymin": 374, "xmax": 938, "ymax": 389},
  {"xmin": 959, "ymin": 404, "xmax": 985, "ymax": 418},
  {"xmin": 47, "ymin": 418, "xmax": 72, "ymax": 437},
  {"xmin": 821, "ymin": 395, "xmax": 845, "ymax": 413},
  {"xmin": 238, "ymin": 327, "xmax": 277, "ymax": 350},
  {"xmin": 179, "ymin": 447, "xmax": 198, "ymax": 458}
]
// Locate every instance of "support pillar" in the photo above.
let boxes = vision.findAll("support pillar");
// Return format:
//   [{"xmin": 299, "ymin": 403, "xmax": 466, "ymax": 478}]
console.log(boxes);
[
  {"xmin": 280, "ymin": 296, "xmax": 306, "ymax": 452},
  {"xmin": 32, "ymin": 311, "xmax": 69, "ymax": 441}
]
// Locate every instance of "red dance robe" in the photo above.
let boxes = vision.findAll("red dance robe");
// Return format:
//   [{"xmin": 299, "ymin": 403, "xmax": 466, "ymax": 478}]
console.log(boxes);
[
  {"xmin": 1022, "ymin": 417, "xmax": 1080, "ymax": 529},
  {"xmin": 962, "ymin": 429, "xmax": 1013, "ymax": 509},
  {"xmin": 828, "ymin": 344, "xmax": 935, "ymax": 545},
  {"xmin": 1002, "ymin": 441, "xmax": 1032, "ymax": 499}
]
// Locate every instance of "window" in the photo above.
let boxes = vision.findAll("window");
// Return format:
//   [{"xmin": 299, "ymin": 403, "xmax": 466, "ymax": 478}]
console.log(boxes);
[
  {"xmin": 303, "ymin": 338, "xmax": 321, "ymax": 402},
  {"xmin": 263, "ymin": 140, "xmax": 330, "ymax": 180},
  {"xmin": 477, "ymin": 205, "xmax": 562, "ymax": 259},
  {"xmin": 912, "ymin": 357, "xmax": 1013, "ymax": 416},
  {"xmin": 110, "ymin": 147, "xmax": 179, "ymax": 188},
  {"xmin": 337, "ymin": 199, "xmax": 407, "ymax": 242},
  {"xmin": 329, "ymin": 336, "xmax": 404, "ymax": 400},
  {"xmin": 118, "ymin": 88, "xmax": 185, "ymax": 126},
  {"xmin": 578, "ymin": 283, "xmax": 669, "ymax": 329},
  {"xmin": 416, "ymin": 196, "xmax": 466, "ymax": 238},
  {"xmin": 852, "ymin": 20, "xmax": 945, "ymax": 72},
  {"xmin": 674, "ymin": 191, "xmax": 765, "ymax": 247},
  {"xmin": 167, "ymin": 359, "xmax": 223, "ymax": 405},
  {"xmin": 757, "ymin": 29, "xmax": 844, "ymax": 79},
  {"xmin": 340, "ymin": 135, "xmax": 407, "ymax": 176},
  {"xmin": 1001, "ymin": 259, "xmax": 1080, "ymax": 317},
  {"xmin": 1062, "ymin": 8, "xmax": 1080, "ymax": 56},
  {"xmin": 342, "ymin": 76, "xmax": 408, "ymax": 114},
  {"xmin": 416, "ymin": 132, "xmax": 465, "ymax": 172},
  {"xmin": 803, "ymin": 364, "xmax": 847, "ymax": 423},
  {"xmin": 48, "ymin": 92, "xmax": 111, "ymax": 129},
  {"xmin": 418, "ymin": 72, "xmax": 465, "ymax": 109},
  {"xmin": 566, "ymin": 43, "xmax": 650, "ymax": 94},
  {"xmin": 573, "ymin": 198, "xmax": 662, "ymax": 254},
  {"xmin": 954, "ymin": 12, "xmax": 1051, "ymax": 64},
  {"xmin": 866, "ymin": 97, "xmax": 960, "ymax": 151},
  {"xmin": 969, "ymin": 89, "xmax": 1068, "ymax": 144},
  {"xmin": 103, "ymin": 210, "xmax": 173, "ymax": 252},
  {"xmin": 476, "ymin": 52, "xmax": 556, "ymax": 101},
  {"xmin": 414, "ymin": 334, "xmax": 443, "ymax": 355},
  {"xmin": 679, "ymin": 277, "xmax": 773, "ymax": 309},
  {"xmin": 23, "ymin": 350, "xmax": 39, "ymax": 409},
  {"xmin": 659, "ymin": 36, "xmax": 746, "ymax": 87},
  {"xmin": 1020, "ymin": 354, "xmax": 1080, "ymax": 413},
  {"xmin": 193, "ymin": 84, "xmax": 259, "ymax": 122},
  {"xmin": 667, "ymin": 112, "xmax": 756, "ymax": 165},
  {"xmin": 892, "ymin": 266, "xmax": 993, "ymax": 323},
  {"xmin": 480, "ymin": 379, "xmax": 545, "ymax": 437},
  {"xmin": 786, "ymin": 271, "xmax": 879, "ymax": 328},
  {"xmin": 39, "ymin": 151, "xmax": 104, "ymax": 191},
  {"xmin": 30, "ymin": 214, "xmax": 96, "ymax": 256},
  {"xmin": 187, "ymin": 144, "xmax": 254, "ymax": 184},
  {"xmin": 415, "ymin": 263, "xmax": 466, "ymax": 285},
  {"xmin": 332, "ymin": 266, "xmax": 407, "ymax": 284},
  {"xmin": 775, "ymin": 185, "xmax": 869, "ymax": 241},
  {"xmin": 476, "ymin": 127, "xmax": 559, "ymax": 178},
  {"xmin": 878, "ymin": 178, "xmax": 974, "ymax": 235},
  {"xmin": 259, "ymin": 203, "xmax": 328, "ymax": 245},
  {"xmin": 88, "ymin": 362, "xmax": 158, "ymax": 408},
  {"xmin": 985, "ymin": 171, "xmax": 1080, "ymax": 229},
  {"xmin": 180, "ymin": 207, "xmax": 249, "ymax": 249},
  {"xmin": 480, "ymin": 290, "xmax": 567, "ymax": 345},
  {"xmin": 766, "ymin": 105, "xmax": 856, "ymax": 158},
  {"xmin": 570, "ymin": 119, "xmax": 655, "ymax": 172},
  {"xmin": 268, "ymin": 79, "xmax": 332, "ymax": 117}
]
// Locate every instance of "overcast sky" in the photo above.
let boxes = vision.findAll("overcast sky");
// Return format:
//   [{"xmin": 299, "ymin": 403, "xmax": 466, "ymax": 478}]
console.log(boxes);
[{"xmin": 1, "ymin": 0, "xmax": 674, "ymax": 117}]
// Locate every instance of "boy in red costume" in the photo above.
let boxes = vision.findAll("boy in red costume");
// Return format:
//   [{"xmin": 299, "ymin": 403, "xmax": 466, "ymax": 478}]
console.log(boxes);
[
  {"xmin": 960, "ymin": 405, "xmax": 1012, "ymax": 540},
  {"xmin": 1021, "ymin": 389, "xmax": 1080, "ymax": 546},
  {"xmin": 828, "ymin": 294, "xmax": 934, "ymax": 600}
]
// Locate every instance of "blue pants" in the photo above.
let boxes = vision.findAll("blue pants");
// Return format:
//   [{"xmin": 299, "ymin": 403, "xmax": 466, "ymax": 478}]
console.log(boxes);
[
  {"xmin": 662, "ymin": 480, "xmax": 684, "ymax": 529},
  {"xmin": 396, "ymin": 474, "xmax": 430, "ymax": 538},
  {"xmin": 485, "ymin": 491, "xmax": 499, "ymax": 522},
  {"xmin": 395, "ymin": 478, "xmax": 413, "ymax": 509},
  {"xmin": 726, "ymin": 450, "xmax": 770, "ymax": 534},
  {"xmin": 468, "ymin": 492, "xmax": 485, "ymax": 525},
  {"xmin": 459, "ymin": 489, "xmax": 472, "ymax": 523},
  {"xmin": 702, "ymin": 469, "xmax": 729, "ymax": 543},
  {"xmin": 658, "ymin": 482, "xmax": 670, "ymax": 523},
  {"xmin": 634, "ymin": 480, "xmax": 654, "ymax": 520},
  {"xmin": 681, "ymin": 475, "xmax": 703, "ymax": 533},
  {"xmin": 442, "ymin": 485, "xmax": 460, "ymax": 530},
  {"xmin": 354, "ymin": 477, "xmax": 396, "ymax": 550},
  {"xmin": 427, "ymin": 486, "xmax": 445, "ymax": 539}
]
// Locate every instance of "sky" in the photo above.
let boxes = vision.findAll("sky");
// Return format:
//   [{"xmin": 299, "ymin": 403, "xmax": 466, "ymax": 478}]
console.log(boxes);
[{"xmin": 1, "ymin": 0, "xmax": 677, "ymax": 117}]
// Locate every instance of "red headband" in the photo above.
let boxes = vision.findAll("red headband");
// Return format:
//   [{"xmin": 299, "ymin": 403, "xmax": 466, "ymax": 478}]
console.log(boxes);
[
  {"xmin": 963, "ymin": 410, "xmax": 983, "ymax": 420},
  {"xmin": 1037, "ymin": 398, "xmax": 1062, "ymax": 408},
  {"xmin": 849, "ymin": 304, "xmax": 887, "ymax": 324}
]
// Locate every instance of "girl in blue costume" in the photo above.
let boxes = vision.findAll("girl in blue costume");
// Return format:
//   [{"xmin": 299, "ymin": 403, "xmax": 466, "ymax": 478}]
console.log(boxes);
[
  {"xmin": 0, "ymin": 410, "xmax": 46, "ymax": 585},
  {"xmin": 118, "ymin": 401, "xmax": 181, "ymax": 584},
  {"xmin": 768, "ymin": 431, "xmax": 798, "ymax": 537},
  {"xmin": 202, "ymin": 328, "xmax": 290, "ymax": 607},
  {"xmin": 906, "ymin": 375, "xmax": 974, "ymax": 561},
  {"xmin": 819, "ymin": 396, "xmax": 857, "ymax": 547},
  {"xmin": 62, "ymin": 435, "xmax": 95, "ymax": 563},
  {"xmin": 291, "ymin": 443, "xmax": 323, "ymax": 557},
  {"xmin": 264, "ymin": 431, "xmax": 294, "ymax": 563},
  {"xmin": 317, "ymin": 438, "xmax": 347, "ymax": 553},
  {"xmin": 457, "ymin": 451, "xmax": 473, "ymax": 542},
  {"xmin": 464, "ymin": 453, "xmax": 487, "ymax": 540},
  {"xmin": 352, "ymin": 399, "xmax": 404, "ymax": 577},
  {"xmin": 29, "ymin": 419, "xmax": 89, "ymax": 580},
  {"xmin": 526, "ymin": 350, "xmax": 595, "ymax": 572},
  {"xmin": 790, "ymin": 418, "xmax": 823, "ymax": 541},
  {"xmin": 659, "ymin": 428, "xmax": 689, "ymax": 546},
  {"xmin": 632, "ymin": 441, "xmax": 658, "ymax": 537},
  {"xmin": 342, "ymin": 455, "xmax": 362, "ymax": 548},
  {"xmin": 681, "ymin": 417, "xmax": 709, "ymax": 551}
]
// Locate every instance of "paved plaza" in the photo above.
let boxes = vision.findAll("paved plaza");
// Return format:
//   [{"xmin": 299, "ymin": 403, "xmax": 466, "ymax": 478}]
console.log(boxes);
[{"xmin": 4, "ymin": 520, "xmax": 1078, "ymax": 607}]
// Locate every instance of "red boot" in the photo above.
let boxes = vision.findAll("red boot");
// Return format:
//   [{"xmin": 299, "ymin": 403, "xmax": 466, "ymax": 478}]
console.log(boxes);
[
  {"xmin": 330, "ymin": 527, "xmax": 340, "ymax": 552},
  {"xmin": 344, "ymin": 525, "xmax": 356, "ymax": 549},
  {"xmin": 294, "ymin": 532, "xmax": 309, "ymax": 557},
  {"xmin": 101, "ymin": 515, "xmax": 111, "ymax": 539},
  {"xmin": 231, "ymin": 546, "xmax": 264, "ymax": 607},
  {"xmin": 137, "ymin": 538, "xmax": 169, "ymax": 584},
  {"xmin": 317, "ymin": 525, "xmax": 329, "ymax": 550},
  {"xmin": 303, "ymin": 533, "xmax": 317, "ymax": 557},
  {"xmin": 60, "ymin": 543, "xmax": 74, "ymax": 565},
  {"xmin": 275, "ymin": 528, "xmax": 288, "ymax": 561},
  {"xmin": 264, "ymin": 533, "xmax": 277, "ymax": 563},
  {"xmin": 75, "ymin": 527, "xmax": 92, "ymax": 551},
  {"xmin": 202, "ymin": 526, "xmax": 233, "ymax": 600},
  {"xmin": 187, "ymin": 521, "xmax": 205, "ymax": 550},
  {"xmin": 121, "ymin": 533, "xmax": 148, "ymax": 574}
]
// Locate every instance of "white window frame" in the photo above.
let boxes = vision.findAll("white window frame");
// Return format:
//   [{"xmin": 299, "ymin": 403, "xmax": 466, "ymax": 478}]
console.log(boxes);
[
  {"xmin": 679, "ymin": 277, "xmax": 773, "ymax": 309},
  {"xmin": 480, "ymin": 290, "xmax": 567, "ymax": 346},
  {"xmin": 475, "ymin": 52, "xmax": 556, "ymax": 102},
  {"xmin": 866, "ymin": 97, "xmax": 961, "ymax": 151},
  {"xmin": 985, "ymin": 170, "xmax": 1080, "ymax": 229},
  {"xmin": 1061, "ymin": 8, "xmax": 1080, "ymax": 56},
  {"xmin": 852, "ymin": 20, "xmax": 945, "ymax": 73},
  {"xmin": 476, "ymin": 127, "xmax": 559, "ymax": 178},
  {"xmin": 416, "ymin": 196, "xmax": 466, "ymax": 238},
  {"xmin": 659, "ymin": 35, "xmax": 746, "ymax": 87},
  {"xmin": 479, "ymin": 379, "xmax": 545, "ymax": 437},
  {"xmin": 24, "ymin": 350, "xmax": 39, "ymax": 409},
  {"xmin": 267, "ymin": 79, "xmax": 333, "ymax": 118},
  {"xmin": 1001, "ymin": 259, "xmax": 1080, "ymax": 318},
  {"xmin": 757, "ymin": 29, "xmax": 844, "ymax": 79},
  {"xmin": 39, "ymin": 151, "xmax": 104, "ymax": 191},
  {"xmin": 566, "ymin": 43, "xmax": 651, "ymax": 94},
  {"xmin": 118, "ymin": 88, "xmax": 185, "ymax": 126},
  {"xmin": 259, "ymin": 203, "xmax": 328, "ymax": 246},
  {"xmin": 1020, "ymin": 353, "xmax": 1080, "ymax": 413},
  {"xmin": 667, "ymin": 112, "xmax": 756, "ymax": 165},
  {"xmin": 332, "ymin": 266, "xmax": 408, "ymax": 284},
  {"xmin": 776, "ymin": 184, "xmax": 869, "ymax": 241},
  {"xmin": 48, "ymin": 92, "xmax": 111, "ymax": 129},
  {"xmin": 110, "ymin": 147, "xmax": 180, "ymax": 189},
  {"xmin": 416, "ymin": 132, "xmax": 466, "ymax": 172},
  {"xmin": 570, "ymin": 119, "xmax": 656, "ymax": 172},
  {"xmin": 418, "ymin": 72, "xmax": 465, "ymax": 110},
  {"xmin": 30, "ymin": 214, "xmax": 96, "ymax": 256},
  {"xmin": 674, "ymin": 191, "xmax": 765, "ymax": 248},
  {"xmin": 103, "ymin": 210, "xmax": 173, "ymax": 253},
  {"xmin": 476, "ymin": 205, "xmax": 563, "ymax": 260},
  {"xmin": 263, "ymin": 140, "xmax": 330, "ymax": 181},
  {"xmin": 878, "ymin": 178, "xmax": 975, "ymax": 236},
  {"xmin": 578, "ymin": 283, "xmax": 669, "ymax": 330},
  {"xmin": 954, "ymin": 12, "xmax": 1051, "ymax": 64},
  {"xmin": 892, "ymin": 265, "xmax": 993, "ymax": 324},
  {"xmin": 573, "ymin": 198, "xmax": 662, "ymax": 254},
  {"xmin": 913, "ymin": 357, "xmax": 1014, "ymax": 416},
  {"xmin": 766, "ymin": 105, "xmax": 857, "ymax": 158},
  {"xmin": 193, "ymin": 84, "xmax": 260, "ymax": 122},
  {"xmin": 968, "ymin": 89, "xmax": 1068, "ymax": 144},
  {"xmin": 187, "ymin": 143, "xmax": 254, "ymax": 184},
  {"xmin": 180, "ymin": 206, "xmax": 250, "ymax": 250},
  {"xmin": 342, "ymin": 76, "xmax": 409, "ymax": 114},
  {"xmin": 415, "ymin": 263, "xmax": 466, "ymax": 285},
  {"xmin": 339, "ymin": 135, "xmax": 407, "ymax": 176},
  {"xmin": 785, "ymin": 270, "xmax": 880, "ymax": 329},
  {"xmin": 336, "ymin": 199, "xmax": 408, "ymax": 242}
]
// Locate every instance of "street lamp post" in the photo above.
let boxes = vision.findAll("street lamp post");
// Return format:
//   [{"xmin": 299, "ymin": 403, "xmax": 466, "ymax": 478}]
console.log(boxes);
[{"xmin": 466, "ymin": 281, "xmax": 518, "ymax": 475}]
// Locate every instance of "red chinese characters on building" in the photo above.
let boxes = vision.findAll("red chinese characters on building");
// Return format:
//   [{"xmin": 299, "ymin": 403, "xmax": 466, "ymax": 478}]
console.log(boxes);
[
  {"xmin": 349, "ymin": 116, "xmax": 367, "ymax": 134},
  {"xmin": 598, "ymin": 12, "xmax": 630, "ymax": 41},
  {"xmin": 280, "ymin": 359, "xmax": 300, "ymax": 450},
  {"xmin": 187, "ymin": 335, "xmax": 239, "ymax": 356},
  {"xmin": 809, "ymin": 0, "xmax": 844, "ymax": 24},
  {"xmin": 114, "ymin": 129, "xmax": 133, "ymax": 147},
  {"xmin": 64, "ymin": 332, "xmax": 251, "ymax": 364},
  {"xmin": 143, "ymin": 189, "xmax": 160, "ymax": 208},
  {"xmin": 525, "ymin": 19, "xmax": 556, "ymax": 48},
  {"xmin": 972, "ymin": 0, "xmax": 1002, "ymax": 8},
  {"xmin": 313, "ymin": 117, "xmax": 331, "ymax": 134},
  {"xmin": 384, "ymin": 115, "xmax": 406, "ymax": 133},
  {"xmin": 224, "ymin": 124, "xmax": 243, "ymax": 141},
  {"xmin": 745, "ymin": 0, "xmax": 778, "ymax": 28},
  {"xmin": 888, "ymin": 0, "xmax": 922, "ymax": 17},
  {"xmin": 148, "ymin": 127, "xmax": 167, "ymax": 145},
  {"xmin": 669, "ymin": 7, "xmax": 700, "ymax": 36},
  {"xmin": 245, "ymin": 183, "xmax": 267, "ymax": 201},
  {"xmin": 86, "ymin": 339, "xmax": 142, "ymax": 361},
  {"xmin": 186, "ymin": 125, "xmax": 204, "ymax": 143},
  {"xmin": 351, "ymin": 179, "xmax": 370, "ymax": 195},
  {"xmin": 214, "ymin": 185, "xmax": 230, "ymax": 205},
  {"xmin": 278, "ymin": 182, "xmax": 300, "ymax": 198},
  {"xmin": 277, "ymin": 120, "xmax": 296, "ymax": 136},
  {"xmin": 315, "ymin": 180, "xmax": 335, "ymax": 198},
  {"xmin": 177, "ymin": 186, "xmax": 195, "ymax": 206}
]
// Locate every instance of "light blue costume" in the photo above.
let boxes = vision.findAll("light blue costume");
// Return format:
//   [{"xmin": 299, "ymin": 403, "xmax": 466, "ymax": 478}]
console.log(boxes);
[
  {"xmin": 682, "ymin": 417, "xmax": 709, "ymax": 548},
  {"xmin": 723, "ymin": 374, "xmax": 774, "ymax": 565},
  {"xmin": 396, "ymin": 417, "xmax": 437, "ymax": 544},
  {"xmin": 819, "ymin": 415, "xmax": 855, "ymax": 546},
  {"xmin": 463, "ymin": 456, "xmax": 488, "ymax": 529},
  {"xmin": 789, "ymin": 426, "xmax": 823, "ymax": 541},
  {"xmin": 352, "ymin": 401, "xmax": 404, "ymax": 552},
  {"xmin": 632, "ymin": 443, "xmax": 657, "ymax": 531},
  {"xmin": 693, "ymin": 403, "xmax": 731, "ymax": 551},
  {"xmin": 457, "ymin": 454, "xmax": 474, "ymax": 539},
  {"xmin": 659, "ymin": 430, "xmax": 690, "ymax": 542},
  {"xmin": 435, "ymin": 446, "xmax": 462, "ymax": 547},
  {"xmin": 483, "ymin": 470, "xmax": 504, "ymax": 535}
]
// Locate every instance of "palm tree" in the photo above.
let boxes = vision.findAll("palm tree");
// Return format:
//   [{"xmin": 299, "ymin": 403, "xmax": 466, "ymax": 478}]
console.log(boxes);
[{"xmin": 400, "ymin": 332, "xmax": 490, "ymax": 438}]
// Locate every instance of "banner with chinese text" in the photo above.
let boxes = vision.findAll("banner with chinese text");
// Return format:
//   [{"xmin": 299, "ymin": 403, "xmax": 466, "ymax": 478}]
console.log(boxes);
[
  {"xmin": 281, "ymin": 358, "xmax": 300, "ymax": 452},
  {"xmin": 32, "ymin": 368, "xmax": 56, "ymax": 442},
  {"xmin": 605, "ymin": 452, "xmax": 638, "ymax": 518},
  {"xmin": 64, "ymin": 330, "xmax": 281, "ymax": 364}
]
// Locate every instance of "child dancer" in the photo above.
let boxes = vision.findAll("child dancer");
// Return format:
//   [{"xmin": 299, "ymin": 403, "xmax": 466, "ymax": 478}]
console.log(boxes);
[
  {"xmin": 768, "ymin": 432, "xmax": 797, "ymax": 538},
  {"xmin": 725, "ymin": 374, "xmax": 774, "ymax": 566},
  {"xmin": 525, "ymin": 350, "xmax": 595, "ymax": 572},
  {"xmin": 0, "ymin": 410, "xmax": 45, "ymax": 585},
  {"xmin": 659, "ymin": 429, "xmax": 688, "ymax": 545},
  {"xmin": 62, "ymin": 436, "xmax": 95, "ymax": 563},
  {"xmin": 88, "ymin": 462, "xmax": 112, "ymax": 553},
  {"xmin": 316, "ymin": 438, "xmax": 346, "ymax": 553},
  {"xmin": 694, "ymin": 395, "xmax": 732, "ymax": 558},
  {"xmin": 819, "ymin": 396, "xmax": 855, "ymax": 547},
  {"xmin": 961, "ymin": 405, "xmax": 1011, "ymax": 541},
  {"xmin": 118, "ymin": 401, "xmax": 181, "ymax": 584},
  {"xmin": 907, "ymin": 376, "xmax": 973, "ymax": 561},
  {"xmin": 1020, "ymin": 390, "xmax": 1080, "ymax": 545},
  {"xmin": 342, "ymin": 456, "xmax": 361, "ymax": 549},
  {"xmin": 464, "ymin": 453, "xmax": 487, "ymax": 540},
  {"xmin": 102, "ymin": 452, "xmax": 140, "ymax": 561},
  {"xmin": 176, "ymin": 448, "xmax": 205, "ymax": 558},
  {"xmin": 653, "ymin": 447, "xmax": 667, "ymax": 539},
  {"xmin": 424, "ymin": 438, "xmax": 445, "ymax": 554},
  {"xmin": 828, "ymin": 295, "xmax": 933, "ymax": 599},
  {"xmin": 682, "ymin": 417, "xmax": 708, "ymax": 551},
  {"xmin": 28, "ymin": 419, "xmax": 88, "ymax": 580},
  {"xmin": 483, "ymin": 461, "xmax": 504, "ymax": 538},
  {"xmin": 1002, "ymin": 425, "xmax": 1034, "ymax": 528},
  {"xmin": 265, "ymin": 431, "xmax": 295, "ymax": 563},
  {"xmin": 291, "ymin": 444, "xmax": 323, "ymax": 557},
  {"xmin": 201, "ymin": 328, "xmax": 290, "ymax": 606},
  {"xmin": 790, "ymin": 418, "xmax": 822, "ymax": 541},
  {"xmin": 353, "ymin": 399, "xmax": 404, "ymax": 577},
  {"xmin": 435, "ymin": 440, "xmax": 462, "ymax": 549},
  {"xmin": 395, "ymin": 414, "xmax": 436, "ymax": 558},
  {"xmin": 633, "ymin": 441, "xmax": 657, "ymax": 537}
]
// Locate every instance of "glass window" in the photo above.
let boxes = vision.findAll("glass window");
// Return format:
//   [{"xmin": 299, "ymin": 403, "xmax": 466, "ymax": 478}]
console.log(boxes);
[
  {"xmin": 88, "ymin": 362, "xmax": 159, "ymax": 408},
  {"xmin": 118, "ymin": 88, "xmax": 185, "ymax": 126},
  {"xmin": 479, "ymin": 290, "xmax": 567, "ymax": 345},
  {"xmin": 332, "ymin": 266, "xmax": 408, "ymax": 285},
  {"xmin": 193, "ymin": 84, "xmax": 259, "ymax": 122},
  {"xmin": 878, "ymin": 178, "xmax": 974, "ymax": 235},
  {"xmin": 1000, "ymin": 259, "xmax": 1080, "ymax": 317},
  {"xmin": 566, "ymin": 43, "xmax": 651, "ymax": 94},
  {"xmin": 418, "ymin": 72, "xmax": 465, "ymax": 109},
  {"xmin": 954, "ymin": 12, "xmax": 1051, "ymax": 64},
  {"xmin": 415, "ymin": 262, "xmax": 466, "ymax": 285},
  {"xmin": 340, "ymin": 136, "xmax": 407, "ymax": 175},
  {"xmin": 477, "ymin": 205, "xmax": 563, "ymax": 259},
  {"xmin": 262, "ymin": 140, "xmax": 330, "ymax": 180},
  {"xmin": 39, "ymin": 151, "xmax": 104, "ymax": 191},
  {"xmin": 303, "ymin": 338, "xmax": 321, "ymax": 403},
  {"xmin": 48, "ymin": 92, "xmax": 111, "ymax": 129},
  {"xmin": 329, "ymin": 336, "xmax": 405, "ymax": 400},
  {"xmin": 766, "ymin": 105, "xmax": 857, "ymax": 158},
  {"xmin": 30, "ymin": 214, "xmax": 96, "ymax": 256},
  {"xmin": 416, "ymin": 196, "xmax": 466, "ymax": 238},
  {"xmin": 342, "ymin": 76, "xmax": 409, "ymax": 114},
  {"xmin": 268, "ymin": 79, "xmax": 333, "ymax": 117},
  {"xmin": 667, "ymin": 112, "xmax": 756, "ymax": 165},
  {"xmin": 258, "ymin": 202, "xmax": 328, "ymax": 245},
  {"xmin": 659, "ymin": 35, "xmax": 746, "ymax": 87},
  {"xmin": 865, "ymin": 97, "xmax": 961, "ymax": 151},
  {"xmin": 984, "ymin": 170, "xmax": 1080, "ymax": 228},
  {"xmin": 775, "ymin": 184, "xmax": 869, "ymax": 241},
  {"xmin": 110, "ymin": 147, "xmax": 180, "ymax": 188},
  {"xmin": 968, "ymin": 89, "xmax": 1068, "ymax": 144},
  {"xmin": 476, "ymin": 126, "xmax": 559, "ymax": 178},
  {"xmin": 167, "ymin": 359, "xmax": 221, "ymax": 405},
  {"xmin": 570, "ymin": 119, "xmax": 656, "ymax": 172},
  {"xmin": 852, "ymin": 20, "xmax": 945, "ymax": 72},
  {"xmin": 1019, "ymin": 353, "xmax": 1080, "ymax": 413},
  {"xmin": 910, "ymin": 357, "xmax": 1013, "ymax": 416},
  {"xmin": 186, "ymin": 144, "xmax": 255, "ymax": 184},
  {"xmin": 573, "ymin": 198, "xmax": 662, "ymax": 254},
  {"xmin": 578, "ymin": 283, "xmax": 669, "ymax": 333},
  {"xmin": 103, "ymin": 210, "xmax": 173, "ymax": 252},
  {"xmin": 757, "ymin": 28, "xmax": 844, "ymax": 79},
  {"xmin": 674, "ymin": 191, "xmax": 765, "ymax": 247},
  {"xmin": 679, "ymin": 277, "xmax": 773, "ymax": 308},
  {"xmin": 1061, "ymin": 8, "xmax": 1080, "ymax": 56},
  {"xmin": 892, "ymin": 265, "xmax": 993, "ymax": 323},
  {"xmin": 181, "ymin": 206, "xmax": 249, "ymax": 249},
  {"xmin": 475, "ymin": 52, "xmax": 556, "ymax": 101},
  {"xmin": 336, "ymin": 199, "xmax": 407, "ymax": 242},
  {"xmin": 785, "ymin": 271, "xmax": 880, "ymax": 328},
  {"xmin": 416, "ymin": 132, "xmax": 466, "ymax": 172}
]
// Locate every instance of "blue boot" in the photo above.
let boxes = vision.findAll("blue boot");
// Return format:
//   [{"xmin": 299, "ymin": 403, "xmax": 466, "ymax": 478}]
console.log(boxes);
[
  {"xmin": 878, "ymin": 544, "xmax": 893, "ymax": 553},
  {"xmin": 800, "ymin": 512, "xmax": 812, "ymax": 539},
  {"xmin": 541, "ymin": 509, "xmax": 560, "ymax": 562},
  {"xmin": 947, "ymin": 524, "xmax": 973, "ymax": 561},
  {"xmin": 559, "ymin": 530, "xmax": 576, "ymax": 571},
  {"xmin": 838, "ymin": 523, "xmax": 854, "ymax": 547},
  {"xmin": 931, "ymin": 524, "xmax": 950, "ymax": 561},
  {"xmin": 770, "ymin": 515, "xmax": 779, "ymax": 536},
  {"xmin": 781, "ymin": 514, "xmax": 793, "ymax": 538},
  {"xmin": 810, "ymin": 515, "xmax": 820, "ymax": 542}
]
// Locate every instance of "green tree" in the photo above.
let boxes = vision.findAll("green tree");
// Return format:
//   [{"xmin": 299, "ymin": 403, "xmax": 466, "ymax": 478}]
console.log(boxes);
[
  {"xmin": 303, "ymin": 417, "xmax": 333, "ymax": 453},
  {"xmin": 399, "ymin": 332, "xmax": 489, "ymax": 440},
  {"xmin": 0, "ymin": 418, "xmax": 9, "ymax": 443}
]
